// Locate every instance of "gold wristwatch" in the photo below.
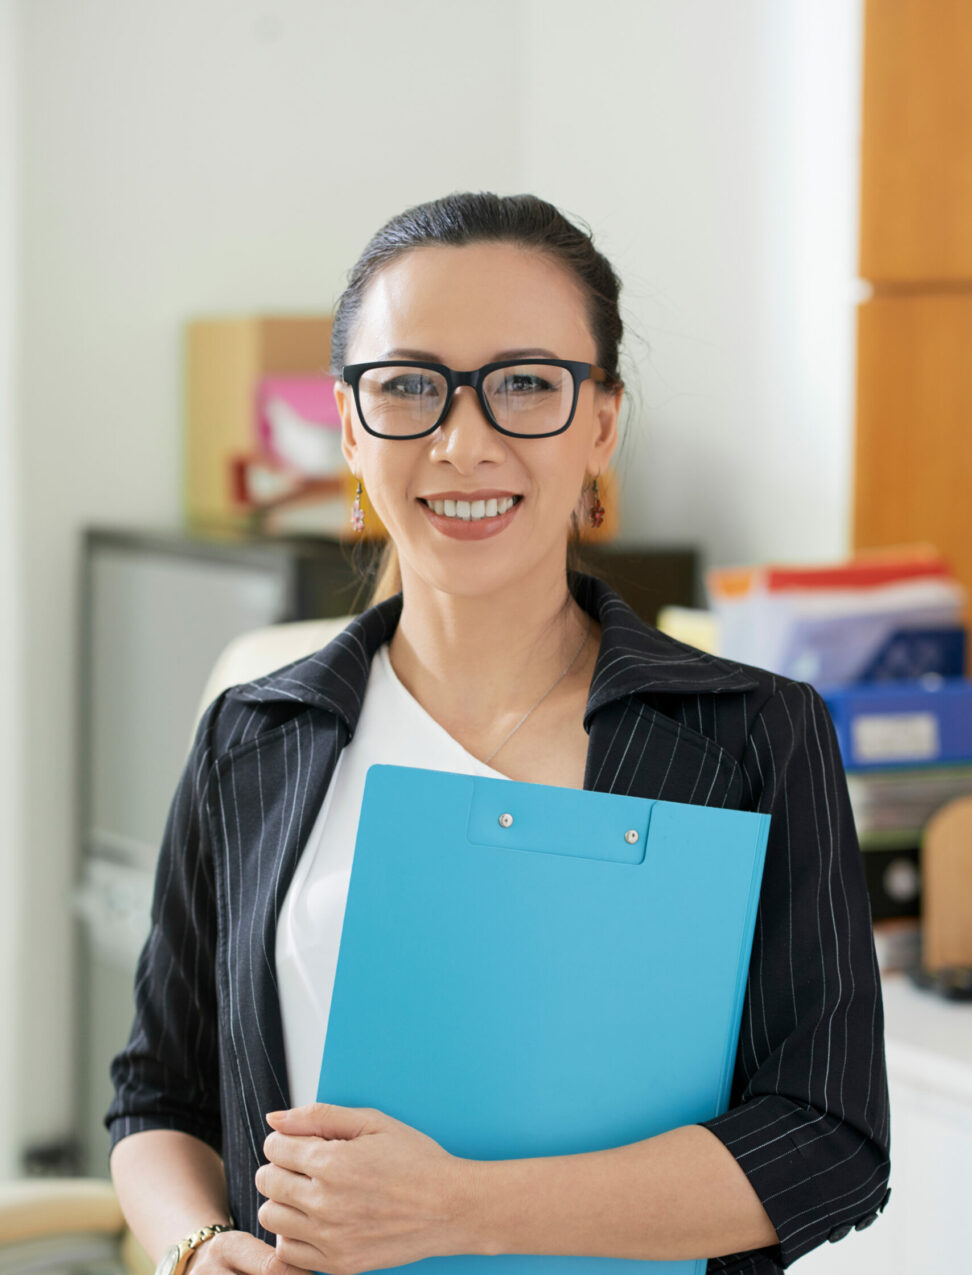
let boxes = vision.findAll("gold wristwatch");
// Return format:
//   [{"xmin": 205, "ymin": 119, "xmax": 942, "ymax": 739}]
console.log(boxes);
[{"xmin": 154, "ymin": 1222, "xmax": 235, "ymax": 1275}]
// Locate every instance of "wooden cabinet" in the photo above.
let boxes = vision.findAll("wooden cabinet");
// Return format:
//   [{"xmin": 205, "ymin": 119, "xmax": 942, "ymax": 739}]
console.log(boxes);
[
  {"xmin": 860, "ymin": 0, "xmax": 972, "ymax": 282},
  {"xmin": 854, "ymin": 293, "xmax": 972, "ymax": 613},
  {"xmin": 854, "ymin": 1, "xmax": 972, "ymax": 637}
]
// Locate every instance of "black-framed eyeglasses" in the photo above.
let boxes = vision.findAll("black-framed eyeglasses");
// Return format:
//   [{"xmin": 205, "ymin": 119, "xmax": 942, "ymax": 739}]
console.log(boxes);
[{"xmin": 341, "ymin": 358, "xmax": 610, "ymax": 440}]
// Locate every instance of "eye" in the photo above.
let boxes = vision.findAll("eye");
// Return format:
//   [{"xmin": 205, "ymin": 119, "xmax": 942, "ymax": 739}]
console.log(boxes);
[
  {"xmin": 380, "ymin": 373, "xmax": 441, "ymax": 398},
  {"xmin": 496, "ymin": 372, "xmax": 556, "ymax": 394}
]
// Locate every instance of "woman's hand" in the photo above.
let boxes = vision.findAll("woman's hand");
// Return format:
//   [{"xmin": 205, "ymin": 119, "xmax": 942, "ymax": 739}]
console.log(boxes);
[
  {"xmin": 255, "ymin": 1102, "xmax": 477, "ymax": 1275},
  {"xmin": 186, "ymin": 1228, "xmax": 305, "ymax": 1274}
]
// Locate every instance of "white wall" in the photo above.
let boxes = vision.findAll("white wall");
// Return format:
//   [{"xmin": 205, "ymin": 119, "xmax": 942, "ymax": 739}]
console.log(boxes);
[
  {"xmin": 519, "ymin": 0, "xmax": 864, "ymax": 564},
  {"xmin": 14, "ymin": 0, "xmax": 528, "ymax": 1166},
  {"xmin": 7, "ymin": 0, "xmax": 864, "ymax": 1171},
  {"xmin": 0, "ymin": 0, "xmax": 24, "ymax": 1180}
]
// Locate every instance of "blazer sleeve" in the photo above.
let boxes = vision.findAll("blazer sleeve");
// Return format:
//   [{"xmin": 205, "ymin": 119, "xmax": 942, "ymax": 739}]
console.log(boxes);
[
  {"xmin": 104, "ymin": 693, "xmax": 225, "ymax": 1159},
  {"xmin": 699, "ymin": 680, "xmax": 891, "ymax": 1270}
]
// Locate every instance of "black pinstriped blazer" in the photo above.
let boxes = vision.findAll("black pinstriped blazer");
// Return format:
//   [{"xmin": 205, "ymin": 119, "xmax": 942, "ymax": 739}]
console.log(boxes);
[{"xmin": 106, "ymin": 571, "xmax": 891, "ymax": 1272}]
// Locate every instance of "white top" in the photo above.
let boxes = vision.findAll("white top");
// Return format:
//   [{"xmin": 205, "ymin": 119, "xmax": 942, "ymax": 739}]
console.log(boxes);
[{"xmin": 276, "ymin": 640, "xmax": 511, "ymax": 1107}]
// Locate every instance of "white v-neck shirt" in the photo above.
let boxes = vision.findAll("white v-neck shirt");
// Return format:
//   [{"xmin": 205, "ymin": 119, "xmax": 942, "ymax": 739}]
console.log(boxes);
[{"xmin": 276, "ymin": 640, "xmax": 511, "ymax": 1107}]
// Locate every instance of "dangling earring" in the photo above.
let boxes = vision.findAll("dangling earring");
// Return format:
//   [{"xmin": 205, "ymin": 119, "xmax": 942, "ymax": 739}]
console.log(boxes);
[
  {"xmin": 350, "ymin": 478, "xmax": 365, "ymax": 533},
  {"xmin": 589, "ymin": 474, "xmax": 605, "ymax": 529}
]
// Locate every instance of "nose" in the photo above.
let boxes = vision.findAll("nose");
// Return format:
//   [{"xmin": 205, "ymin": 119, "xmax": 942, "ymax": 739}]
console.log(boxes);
[{"xmin": 427, "ymin": 385, "xmax": 507, "ymax": 470}]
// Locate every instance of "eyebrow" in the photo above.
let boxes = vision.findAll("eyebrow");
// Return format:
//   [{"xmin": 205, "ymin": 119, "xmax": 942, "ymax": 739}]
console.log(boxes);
[{"xmin": 382, "ymin": 347, "xmax": 560, "ymax": 362}]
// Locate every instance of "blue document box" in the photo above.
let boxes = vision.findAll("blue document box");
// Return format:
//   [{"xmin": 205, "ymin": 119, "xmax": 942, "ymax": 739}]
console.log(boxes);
[
  {"xmin": 318, "ymin": 765, "xmax": 771, "ymax": 1274},
  {"xmin": 822, "ymin": 676, "xmax": 972, "ymax": 770}
]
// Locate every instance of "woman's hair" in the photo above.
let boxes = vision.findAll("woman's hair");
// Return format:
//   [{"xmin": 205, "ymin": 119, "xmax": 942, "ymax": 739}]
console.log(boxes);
[{"xmin": 331, "ymin": 191, "xmax": 625, "ymax": 607}]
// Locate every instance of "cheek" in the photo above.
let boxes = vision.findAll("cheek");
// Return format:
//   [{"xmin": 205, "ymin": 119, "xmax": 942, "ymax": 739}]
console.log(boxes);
[
  {"xmin": 530, "ymin": 438, "xmax": 589, "ymax": 497},
  {"xmin": 360, "ymin": 448, "xmax": 419, "ymax": 521}
]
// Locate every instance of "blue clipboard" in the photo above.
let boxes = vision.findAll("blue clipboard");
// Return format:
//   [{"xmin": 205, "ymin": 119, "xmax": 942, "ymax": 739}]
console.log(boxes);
[{"xmin": 317, "ymin": 764, "xmax": 770, "ymax": 1274}]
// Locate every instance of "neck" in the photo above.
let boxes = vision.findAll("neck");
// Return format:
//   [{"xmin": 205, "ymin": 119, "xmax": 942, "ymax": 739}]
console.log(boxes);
[{"xmin": 386, "ymin": 553, "xmax": 595, "ymax": 736}]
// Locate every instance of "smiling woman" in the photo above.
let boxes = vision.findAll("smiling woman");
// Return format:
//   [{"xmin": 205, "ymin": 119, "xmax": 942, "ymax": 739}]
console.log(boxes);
[
  {"xmin": 320, "ymin": 229, "xmax": 627, "ymax": 792},
  {"xmin": 105, "ymin": 192, "xmax": 890, "ymax": 1275}
]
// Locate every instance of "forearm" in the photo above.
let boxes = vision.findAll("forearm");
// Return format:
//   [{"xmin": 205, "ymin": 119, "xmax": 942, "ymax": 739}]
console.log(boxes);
[
  {"xmin": 460, "ymin": 1123, "xmax": 778, "ymax": 1262},
  {"xmin": 109, "ymin": 1129, "xmax": 233, "ymax": 1264}
]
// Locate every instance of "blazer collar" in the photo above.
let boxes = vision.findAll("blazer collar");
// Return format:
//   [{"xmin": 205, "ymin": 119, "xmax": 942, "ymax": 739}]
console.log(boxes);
[{"xmin": 224, "ymin": 570, "xmax": 758, "ymax": 735}]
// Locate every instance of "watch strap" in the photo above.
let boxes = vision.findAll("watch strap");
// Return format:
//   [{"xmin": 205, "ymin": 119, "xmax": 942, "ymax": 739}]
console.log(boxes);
[
  {"xmin": 186, "ymin": 1221, "xmax": 235, "ymax": 1254},
  {"xmin": 163, "ymin": 1221, "xmax": 235, "ymax": 1275}
]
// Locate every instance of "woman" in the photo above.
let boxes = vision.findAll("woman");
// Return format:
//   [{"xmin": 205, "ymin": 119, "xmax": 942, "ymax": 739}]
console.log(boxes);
[{"xmin": 106, "ymin": 192, "xmax": 890, "ymax": 1275}]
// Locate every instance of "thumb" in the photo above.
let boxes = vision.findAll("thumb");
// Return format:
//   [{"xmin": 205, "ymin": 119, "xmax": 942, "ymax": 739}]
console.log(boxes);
[{"xmin": 265, "ymin": 1101, "xmax": 381, "ymax": 1138}]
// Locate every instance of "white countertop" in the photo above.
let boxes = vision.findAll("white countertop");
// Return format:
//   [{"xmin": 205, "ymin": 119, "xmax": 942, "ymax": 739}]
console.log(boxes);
[{"xmin": 880, "ymin": 970, "xmax": 972, "ymax": 1105}]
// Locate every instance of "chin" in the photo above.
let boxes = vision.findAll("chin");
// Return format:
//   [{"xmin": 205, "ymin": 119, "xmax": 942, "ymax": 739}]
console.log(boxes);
[{"xmin": 406, "ymin": 544, "xmax": 563, "ymax": 602}]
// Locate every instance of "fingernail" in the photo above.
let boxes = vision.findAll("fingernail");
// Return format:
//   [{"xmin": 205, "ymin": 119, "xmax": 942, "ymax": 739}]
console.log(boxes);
[{"xmin": 266, "ymin": 1110, "xmax": 285, "ymax": 1122}]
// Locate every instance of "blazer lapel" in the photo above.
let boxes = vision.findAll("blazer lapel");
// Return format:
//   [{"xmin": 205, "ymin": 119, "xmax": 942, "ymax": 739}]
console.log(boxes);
[
  {"xmin": 570, "ymin": 571, "xmax": 757, "ymax": 806},
  {"xmin": 208, "ymin": 708, "xmax": 344, "ymax": 1168},
  {"xmin": 584, "ymin": 695, "xmax": 746, "ymax": 807}
]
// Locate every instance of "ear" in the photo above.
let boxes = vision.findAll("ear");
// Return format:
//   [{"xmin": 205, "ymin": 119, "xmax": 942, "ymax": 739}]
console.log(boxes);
[
  {"xmin": 587, "ymin": 384, "xmax": 622, "ymax": 474},
  {"xmin": 333, "ymin": 378, "xmax": 360, "ymax": 475}
]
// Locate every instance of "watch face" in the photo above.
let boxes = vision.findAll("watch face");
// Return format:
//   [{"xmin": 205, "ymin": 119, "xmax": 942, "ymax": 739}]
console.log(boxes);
[{"xmin": 157, "ymin": 1244, "xmax": 181, "ymax": 1275}]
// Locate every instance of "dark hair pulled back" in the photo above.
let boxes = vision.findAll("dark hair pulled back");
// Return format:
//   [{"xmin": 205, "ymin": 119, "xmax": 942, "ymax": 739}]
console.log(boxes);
[{"xmin": 330, "ymin": 191, "xmax": 624, "ymax": 388}]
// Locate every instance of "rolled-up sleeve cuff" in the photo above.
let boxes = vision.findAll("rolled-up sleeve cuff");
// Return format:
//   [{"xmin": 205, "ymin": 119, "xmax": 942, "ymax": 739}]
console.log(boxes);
[
  {"xmin": 700, "ymin": 1097, "xmax": 890, "ymax": 1268},
  {"xmin": 105, "ymin": 1110, "xmax": 222, "ymax": 1160}
]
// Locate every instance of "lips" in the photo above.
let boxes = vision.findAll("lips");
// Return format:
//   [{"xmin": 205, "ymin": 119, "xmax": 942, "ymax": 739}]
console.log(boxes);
[{"xmin": 418, "ymin": 492, "xmax": 523, "ymax": 539}]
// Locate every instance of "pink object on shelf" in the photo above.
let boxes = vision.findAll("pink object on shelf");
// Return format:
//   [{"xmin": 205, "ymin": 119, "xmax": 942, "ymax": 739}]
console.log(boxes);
[{"xmin": 255, "ymin": 376, "xmax": 343, "ymax": 478}]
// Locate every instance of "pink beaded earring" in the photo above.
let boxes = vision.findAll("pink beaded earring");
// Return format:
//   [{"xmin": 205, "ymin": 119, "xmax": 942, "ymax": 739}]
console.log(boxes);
[{"xmin": 350, "ymin": 478, "xmax": 365, "ymax": 533}]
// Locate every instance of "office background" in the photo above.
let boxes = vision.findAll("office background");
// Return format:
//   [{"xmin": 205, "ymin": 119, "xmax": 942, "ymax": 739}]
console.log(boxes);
[{"xmin": 0, "ymin": 0, "xmax": 866, "ymax": 1182}]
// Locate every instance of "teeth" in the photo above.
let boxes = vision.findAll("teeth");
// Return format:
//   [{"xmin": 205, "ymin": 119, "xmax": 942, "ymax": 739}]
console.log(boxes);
[{"xmin": 427, "ymin": 496, "xmax": 517, "ymax": 521}]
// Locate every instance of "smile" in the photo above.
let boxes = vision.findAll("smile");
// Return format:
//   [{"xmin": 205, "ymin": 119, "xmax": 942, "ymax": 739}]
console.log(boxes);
[{"xmin": 419, "ymin": 496, "xmax": 521, "ymax": 521}]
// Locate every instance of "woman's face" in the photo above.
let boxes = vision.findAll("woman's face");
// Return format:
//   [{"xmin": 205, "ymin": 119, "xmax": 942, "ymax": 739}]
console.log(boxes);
[{"xmin": 334, "ymin": 241, "xmax": 621, "ymax": 599}]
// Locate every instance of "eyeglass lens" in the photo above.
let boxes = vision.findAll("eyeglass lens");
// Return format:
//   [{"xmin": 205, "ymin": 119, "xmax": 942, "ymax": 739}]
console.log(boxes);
[{"xmin": 356, "ymin": 364, "xmax": 576, "ymax": 437}]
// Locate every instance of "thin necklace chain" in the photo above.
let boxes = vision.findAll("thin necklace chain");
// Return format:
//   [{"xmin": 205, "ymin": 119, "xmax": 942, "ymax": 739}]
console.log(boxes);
[{"xmin": 484, "ymin": 611, "xmax": 593, "ymax": 766}]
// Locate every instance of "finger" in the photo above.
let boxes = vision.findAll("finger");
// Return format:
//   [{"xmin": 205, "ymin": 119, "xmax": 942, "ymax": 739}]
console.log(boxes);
[
  {"xmin": 256, "ymin": 1160, "xmax": 315, "ymax": 1212},
  {"xmin": 191, "ymin": 1228, "xmax": 305, "ymax": 1274},
  {"xmin": 267, "ymin": 1102, "xmax": 376, "ymax": 1140},
  {"xmin": 275, "ymin": 1230, "xmax": 333, "ymax": 1274},
  {"xmin": 258, "ymin": 1194, "xmax": 313, "ymax": 1238},
  {"xmin": 264, "ymin": 1128, "xmax": 327, "ymax": 1174}
]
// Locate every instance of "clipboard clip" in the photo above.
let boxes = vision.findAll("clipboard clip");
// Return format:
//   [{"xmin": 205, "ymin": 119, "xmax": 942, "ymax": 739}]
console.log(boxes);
[{"xmin": 466, "ymin": 776, "xmax": 652, "ymax": 865}]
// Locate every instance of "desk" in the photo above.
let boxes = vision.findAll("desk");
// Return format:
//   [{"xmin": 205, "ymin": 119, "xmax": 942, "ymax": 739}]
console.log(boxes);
[{"xmin": 797, "ymin": 970, "xmax": 972, "ymax": 1272}]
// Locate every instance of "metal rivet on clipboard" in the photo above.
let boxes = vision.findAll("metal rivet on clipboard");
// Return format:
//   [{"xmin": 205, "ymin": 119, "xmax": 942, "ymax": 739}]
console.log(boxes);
[
  {"xmin": 498, "ymin": 812, "xmax": 514, "ymax": 828},
  {"xmin": 625, "ymin": 830, "xmax": 639, "ymax": 844}
]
